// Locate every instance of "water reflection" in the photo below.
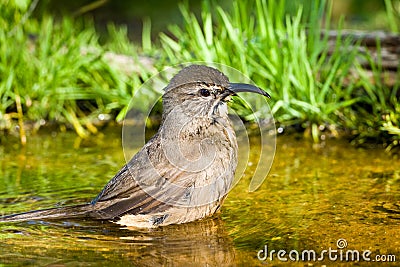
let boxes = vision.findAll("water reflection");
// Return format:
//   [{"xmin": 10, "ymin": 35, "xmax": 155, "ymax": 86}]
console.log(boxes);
[
  {"xmin": 0, "ymin": 130, "xmax": 399, "ymax": 265},
  {"xmin": 0, "ymin": 216, "xmax": 236, "ymax": 266},
  {"xmin": 123, "ymin": 217, "xmax": 236, "ymax": 266}
]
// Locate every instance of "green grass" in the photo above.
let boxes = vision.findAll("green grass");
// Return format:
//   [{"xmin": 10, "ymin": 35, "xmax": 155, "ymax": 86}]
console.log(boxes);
[
  {"xmin": 0, "ymin": 4, "xmax": 154, "ymax": 143},
  {"xmin": 384, "ymin": 0, "xmax": 399, "ymax": 33},
  {"xmin": 0, "ymin": 0, "xmax": 399, "ymax": 151},
  {"xmin": 348, "ymin": 39, "xmax": 400, "ymax": 151}
]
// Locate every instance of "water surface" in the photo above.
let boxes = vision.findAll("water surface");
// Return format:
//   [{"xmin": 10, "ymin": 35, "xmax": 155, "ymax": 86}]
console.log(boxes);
[{"xmin": 0, "ymin": 128, "xmax": 399, "ymax": 266}]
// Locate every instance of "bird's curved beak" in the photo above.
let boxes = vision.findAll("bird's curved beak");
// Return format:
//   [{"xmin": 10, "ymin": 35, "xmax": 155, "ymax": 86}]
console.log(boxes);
[{"xmin": 227, "ymin": 83, "xmax": 270, "ymax": 98}]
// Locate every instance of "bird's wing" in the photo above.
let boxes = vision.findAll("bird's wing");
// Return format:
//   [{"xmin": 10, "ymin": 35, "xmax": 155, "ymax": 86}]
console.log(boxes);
[{"xmin": 89, "ymin": 136, "xmax": 193, "ymax": 220}]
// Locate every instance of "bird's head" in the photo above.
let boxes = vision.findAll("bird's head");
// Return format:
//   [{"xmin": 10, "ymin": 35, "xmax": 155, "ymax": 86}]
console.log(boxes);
[{"xmin": 162, "ymin": 65, "xmax": 270, "ymax": 121}]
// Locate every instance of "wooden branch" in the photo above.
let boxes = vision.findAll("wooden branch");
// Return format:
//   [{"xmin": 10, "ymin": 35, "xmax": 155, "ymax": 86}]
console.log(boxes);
[
  {"xmin": 322, "ymin": 30, "xmax": 400, "ymax": 70},
  {"xmin": 321, "ymin": 30, "xmax": 399, "ymax": 87}
]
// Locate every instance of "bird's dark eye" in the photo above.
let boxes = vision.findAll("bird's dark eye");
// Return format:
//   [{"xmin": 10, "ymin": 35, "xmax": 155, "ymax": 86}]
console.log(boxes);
[{"xmin": 199, "ymin": 88, "xmax": 211, "ymax": 97}]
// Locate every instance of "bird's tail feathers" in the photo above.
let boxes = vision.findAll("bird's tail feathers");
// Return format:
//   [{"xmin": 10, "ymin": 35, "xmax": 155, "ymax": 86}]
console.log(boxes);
[{"xmin": 0, "ymin": 204, "xmax": 92, "ymax": 222}]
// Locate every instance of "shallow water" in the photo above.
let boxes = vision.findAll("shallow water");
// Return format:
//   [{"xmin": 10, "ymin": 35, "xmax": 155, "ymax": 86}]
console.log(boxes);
[{"xmin": 0, "ymin": 127, "xmax": 399, "ymax": 266}]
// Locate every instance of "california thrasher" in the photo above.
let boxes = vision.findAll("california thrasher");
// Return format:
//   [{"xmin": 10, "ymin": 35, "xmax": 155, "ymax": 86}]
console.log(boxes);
[{"xmin": 0, "ymin": 65, "xmax": 270, "ymax": 227}]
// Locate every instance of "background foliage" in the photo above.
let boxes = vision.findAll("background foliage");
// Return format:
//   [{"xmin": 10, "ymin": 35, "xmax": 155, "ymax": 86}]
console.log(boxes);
[{"xmin": 0, "ymin": 0, "xmax": 399, "ymax": 150}]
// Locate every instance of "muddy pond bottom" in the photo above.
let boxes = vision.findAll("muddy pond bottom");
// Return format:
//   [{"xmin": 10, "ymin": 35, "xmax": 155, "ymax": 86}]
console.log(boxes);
[{"xmin": 0, "ymin": 128, "xmax": 399, "ymax": 266}]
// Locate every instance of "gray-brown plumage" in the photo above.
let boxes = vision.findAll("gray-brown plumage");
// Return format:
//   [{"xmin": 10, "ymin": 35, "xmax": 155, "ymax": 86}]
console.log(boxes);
[{"xmin": 0, "ymin": 65, "xmax": 269, "ymax": 227}]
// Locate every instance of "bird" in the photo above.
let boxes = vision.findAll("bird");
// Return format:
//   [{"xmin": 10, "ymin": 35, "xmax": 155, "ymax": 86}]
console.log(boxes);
[{"xmin": 0, "ymin": 65, "xmax": 270, "ymax": 228}]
